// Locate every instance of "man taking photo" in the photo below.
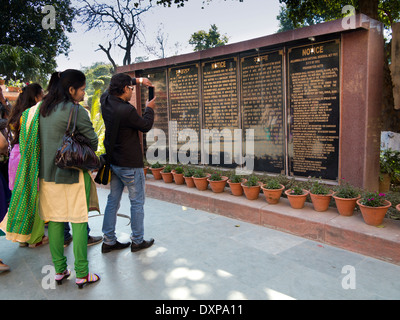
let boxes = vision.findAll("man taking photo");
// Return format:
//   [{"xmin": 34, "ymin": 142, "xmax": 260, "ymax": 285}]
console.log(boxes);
[{"xmin": 100, "ymin": 73, "xmax": 156, "ymax": 254}]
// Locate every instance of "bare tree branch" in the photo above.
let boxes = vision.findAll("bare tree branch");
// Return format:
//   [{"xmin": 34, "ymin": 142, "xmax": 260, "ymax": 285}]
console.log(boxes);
[
  {"xmin": 79, "ymin": 0, "xmax": 152, "ymax": 66},
  {"xmin": 96, "ymin": 42, "xmax": 117, "ymax": 73}
]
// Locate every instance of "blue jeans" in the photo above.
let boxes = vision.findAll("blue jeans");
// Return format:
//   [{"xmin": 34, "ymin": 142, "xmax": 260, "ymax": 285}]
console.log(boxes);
[{"xmin": 102, "ymin": 165, "xmax": 145, "ymax": 245}]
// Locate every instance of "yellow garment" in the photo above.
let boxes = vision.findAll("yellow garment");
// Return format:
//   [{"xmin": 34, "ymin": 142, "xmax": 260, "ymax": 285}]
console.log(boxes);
[{"xmin": 39, "ymin": 170, "xmax": 100, "ymax": 223}]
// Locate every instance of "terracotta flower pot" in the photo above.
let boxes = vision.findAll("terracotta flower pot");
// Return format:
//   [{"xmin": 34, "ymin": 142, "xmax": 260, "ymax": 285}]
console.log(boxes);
[
  {"xmin": 228, "ymin": 179, "xmax": 244, "ymax": 196},
  {"xmin": 310, "ymin": 192, "xmax": 332, "ymax": 212},
  {"xmin": 150, "ymin": 167, "xmax": 164, "ymax": 180},
  {"xmin": 184, "ymin": 176, "xmax": 195, "ymax": 188},
  {"xmin": 241, "ymin": 183, "xmax": 260, "ymax": 200},
  {"xmin": 333, "ymin": 193, "xmax": 361, "ymax": 216},
  {"xmin": 7, "ymin": 86, "xmax": 19, "ymax": 92},
  {"xmin": 0, "ymin": 80, "xmax": 5, "ymax": 85},
  {"xmin": 285, "ymin": 189, "xmax": 309, "ymax": 209},
  {"xmin": 261, "ymin": 184, "xmax": 285, "ymax": 204},
  {"xmin": 172, "ymin": 170, "xmax": 184, "ymax": 185},
  {"xmin": 193, "ymin": 176, "xmax": 209, "ymax": 191},
  {"xmin": 161, "ymin": 171, "xmax": 173, "ymax": 183},
  {"xmin": 143, "ymin": 166, "xmax": 148, "ymax": 177},
  {"xmin": 357, "ymin": 199, "xmax": 391, "ymax": 226},
  {"xmin": 207, "ymin": 176, "xmax": 228, "ymax": 193}
]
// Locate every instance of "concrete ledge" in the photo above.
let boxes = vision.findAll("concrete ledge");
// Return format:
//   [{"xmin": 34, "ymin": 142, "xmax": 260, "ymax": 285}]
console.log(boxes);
[{"xmin": 141, "ymin": 177, "xmax": 400, "ymax": 265}]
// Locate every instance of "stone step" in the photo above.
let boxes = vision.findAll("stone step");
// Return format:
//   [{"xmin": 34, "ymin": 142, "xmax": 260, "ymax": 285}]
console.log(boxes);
[{"xmin": 139, "ymin": 177, "xmax": 400, "ymax": 265}]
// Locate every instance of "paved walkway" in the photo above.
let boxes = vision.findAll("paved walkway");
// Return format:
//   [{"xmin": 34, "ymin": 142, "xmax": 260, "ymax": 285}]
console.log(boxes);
[{"xmin": 1, "ymin": 186, "xmax": 400, "ymax": 300}]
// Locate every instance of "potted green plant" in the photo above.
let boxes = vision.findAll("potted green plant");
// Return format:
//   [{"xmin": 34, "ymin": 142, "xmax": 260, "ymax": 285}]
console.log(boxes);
[
  {"xmin": 379, "ymin": 149, "xmax": 400, "ymax": 192},
  {"xmin": 183, "ymin": 167, "xmax": 195, "ymax": 188},
  {"xmin": 7, "ymin": 79, "xmax": 23, "ymax": 92},
  {"xmin": 161, "ymin": 164, "xmax": 173, "ymax": 183},
  {"xmin": 192, "ymin": 168, "xmax": 209, "ymax": 191},
  {"xmin": 241, "ymin": 175, "xmax": 261, "ymax": 200},
  {"xmin": 228, "ymin": 174, "xmax": 244, "ymax": 196},
  {"xmin": 285, "ymin": 185, "xmax": 309, "ymax": 209},
  {"xmin": 332, "ymin": 179, "xmax": 361, "ymax": 216},
  {"xmin": 356, "ymin": 191, "xmax": 391, "ymax": 226},
  {"xmin": 309, "ymin": 178, "xmax": 332, "ymax": 212},
  {"xmin": 261, "ymin": 178, "xmax": 285, "ymax": 204},
  {"xmin": 207, "ymin": 171, "xmax": 228, "ymax": 193},
  {"xmin": 172, "ymin": 166, "xmax": 184, "ymax": 185},
  {"xmin": 150, "ymin": 161, "xmax": 164, "ymax": 180}
]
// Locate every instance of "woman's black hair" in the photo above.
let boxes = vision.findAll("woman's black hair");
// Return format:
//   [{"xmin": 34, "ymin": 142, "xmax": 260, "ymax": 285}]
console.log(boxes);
[
  {"xmin": 7, "ymin": 83, "xmax": 43, "ymax": 146},
  {"xmin": 109, "ymin": 73, "xmax": 133, "ymax": 96},
  {"xmin": 40, "ymin": 69, "xmax": 86, "ymax": 117}
]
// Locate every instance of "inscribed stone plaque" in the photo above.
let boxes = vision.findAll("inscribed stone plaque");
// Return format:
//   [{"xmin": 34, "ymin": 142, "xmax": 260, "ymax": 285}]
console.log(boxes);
[
  {"xmin": 241, "ymin": 50, "xmax": 285, "ymax": 173},
  {"xmin": 169, "ymin": 64, "xmax": 200, "ymax": 163},
  {"xmin": 202, "ymin": 57, "xmax": 239, "ymax": 166},
  {"xmin": 288, "ymin": 40, "xmax": 340, "ymax": 180}
]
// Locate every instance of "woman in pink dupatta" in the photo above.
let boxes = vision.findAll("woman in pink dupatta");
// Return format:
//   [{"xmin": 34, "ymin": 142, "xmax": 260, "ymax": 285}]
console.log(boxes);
[{"xmin": 7, "ymin": 84, "xmax": 45, "ymax": 247}]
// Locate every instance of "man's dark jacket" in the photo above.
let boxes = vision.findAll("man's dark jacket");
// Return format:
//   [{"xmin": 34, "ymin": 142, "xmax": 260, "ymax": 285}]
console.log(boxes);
[{"xmin": 100, "ymin": 91, "xmax": 154, "ymax": 168}]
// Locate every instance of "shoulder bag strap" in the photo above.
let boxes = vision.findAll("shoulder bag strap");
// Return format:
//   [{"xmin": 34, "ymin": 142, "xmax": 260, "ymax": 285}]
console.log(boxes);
[
  {"xmin": 71, "ymin": 104, "xmax": 79, "ymax": 134},
  {"xmin": 66, "ymin": 105, "xmax": 76, "ymax": 134}
]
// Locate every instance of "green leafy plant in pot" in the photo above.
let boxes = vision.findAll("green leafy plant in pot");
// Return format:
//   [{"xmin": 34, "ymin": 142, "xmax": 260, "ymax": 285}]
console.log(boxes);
[
  {"xmin": 309, "ymin": 177, "xmax": 332, "ymax": 212},
  {"xmin": 332, "ymin": 179, "xmax": 361, "ymax": 216}
]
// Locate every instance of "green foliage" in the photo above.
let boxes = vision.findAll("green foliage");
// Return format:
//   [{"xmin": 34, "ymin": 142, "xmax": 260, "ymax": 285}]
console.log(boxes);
[
  {"xmin": 193, "ymin": 168, "xmax": 206, "ymax": 178},
  {"xmin": 244, "ymin": 175, "xmax": 259, "ymax": 187},
  {"xmin": 174, "ymin": 166, "xmax": 184, "ymax": 174},
  {"xmin": 263, "ymin": 178, "xmax": 282, "ymax": 190},
  {"xmin": 183, "ymin": 167, "xmax": 195, "ymax": 177},
  {"xmin": 6, "ymin": 79, "xmax": 24, "ymax": 88},
  {"xmin": 83, "ymin": 62, "xmax": 113, "ymax": 97},
  {"xmin": 209, "ymin": 171, "xmax": 223, "ymax": 181},
  {"xmin": 278, "ymin": 0, "xmax": 399, "ymax": 33},
  {"xmin": 229, "ymin": 174, "xmax": 243, "ymax": 183},
  {"xmin": 88, "ymin": 88, "xmax": 105, "ymax": 156},
  {"xmin": 360, "ymin": 191, "xmax": 387, "ymax": 207},
  {"xmin": 189, "ymin": 24, "xmax": 229, "ymax": 51},
  {"xmin": 309, "ymin": 177, "xmax": 330, "ymax": 195},
  {"xmin": 163, "ymin": 165, "xmax": 172, "ymax": 173},
  {"xmin": 380, "ymin": 148, "xmax": 400, "ymax": 182},
  {"xmin": 0, "ymin": 0, "xmax": 76, "ymax": 83},
  {"xmin": 0, "ymin": 45, "xmax": 42, "ymax": 83},
  {"xmin": 289, "ymin": 185, "xmax": 304, "ymax": 195},
  {"xmin": 334, "ymin": 179, "xmax": 360, "ymax": 198},
  {"xmin": 151, "ymin": 161, "xmax": 163, "ymax": 168}
]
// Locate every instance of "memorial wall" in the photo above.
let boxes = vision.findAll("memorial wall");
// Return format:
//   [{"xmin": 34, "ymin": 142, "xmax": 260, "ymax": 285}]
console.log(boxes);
[
  {"xmin": 122, "ymin": 15, "xmax": 384, "ymax": 188},
  {"xmin": 136, "ymin": 38, "xmax": 340, "ymax": 180}
]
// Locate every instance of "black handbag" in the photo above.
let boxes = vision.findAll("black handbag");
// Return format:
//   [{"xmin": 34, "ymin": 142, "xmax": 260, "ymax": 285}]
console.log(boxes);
[
  {"xmin": 55, "ymin": 104, "xmax": 101, "ymax": 171},
  {"xmin": 94, "ymin": 107, "xmax": 120, "ymax": 185}
]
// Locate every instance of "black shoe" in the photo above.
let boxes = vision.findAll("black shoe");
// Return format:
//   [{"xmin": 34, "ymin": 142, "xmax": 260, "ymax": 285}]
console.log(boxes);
[
  {"xmin": 101, "ymin": 241, "xmax": 130, "ymax": 253},
  {"xmin": 131, "ymin": 238, "xmax": 155, "ymax": 252},
  {"xmin": 64, "ymin": 237, "xmax": 73, "ymax": 248},
  {"xmin": 88, "ymin": 235, "xmax": 103, "ymax": 247}
]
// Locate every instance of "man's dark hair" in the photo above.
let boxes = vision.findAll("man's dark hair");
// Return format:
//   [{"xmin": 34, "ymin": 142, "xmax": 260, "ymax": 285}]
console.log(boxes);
[{"xmin": 109, "ymin": 73, "xmax": 133, "ymax": 96}]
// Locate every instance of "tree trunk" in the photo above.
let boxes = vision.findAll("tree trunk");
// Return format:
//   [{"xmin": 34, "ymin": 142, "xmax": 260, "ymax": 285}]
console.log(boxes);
[{"xmin": 358, "ymin": 0, "xmax": 379, "ymax": 20}]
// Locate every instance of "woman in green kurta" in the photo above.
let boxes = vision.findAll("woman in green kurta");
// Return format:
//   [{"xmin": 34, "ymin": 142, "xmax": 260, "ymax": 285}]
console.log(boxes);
[{"xmin": 39, "ymin": 69, "xmax": 100, "ymax": 288}]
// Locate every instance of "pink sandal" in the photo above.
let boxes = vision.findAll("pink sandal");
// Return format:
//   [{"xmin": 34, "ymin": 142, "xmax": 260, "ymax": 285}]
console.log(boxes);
[
  {"xmin": 76, "ymin": 273, "xmax": 100, "ymax": 289},
  {"xmin": 55, "ymin": 269, "xmax": 71, "ymax": 285}
]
